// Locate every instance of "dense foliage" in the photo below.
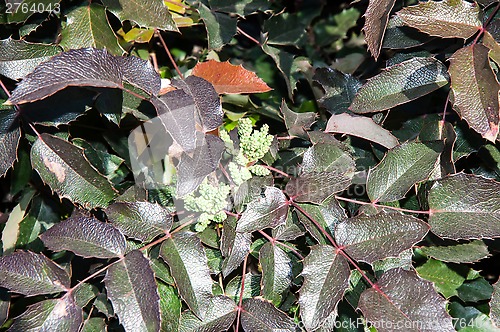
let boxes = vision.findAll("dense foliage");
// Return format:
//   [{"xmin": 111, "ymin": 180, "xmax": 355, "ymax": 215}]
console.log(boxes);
[{"xmin": 1, "ymin": 0, "xmax": 500, "ymax": 331}]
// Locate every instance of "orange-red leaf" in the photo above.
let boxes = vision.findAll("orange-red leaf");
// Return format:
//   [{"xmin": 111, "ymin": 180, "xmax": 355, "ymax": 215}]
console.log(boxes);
[{"xmin": 191, "ymin": 60, "xmax": 272, "ymax": 94}]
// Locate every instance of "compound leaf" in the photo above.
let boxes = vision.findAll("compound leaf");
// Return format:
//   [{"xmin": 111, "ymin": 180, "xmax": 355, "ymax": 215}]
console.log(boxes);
[
  {"xmin": 335, "ymin": 212, "xmax": 429, "ymax": 264},
  {"xmin": 350, "ymin": 57, "xmax": 449, "ymax": 113},
  {"xmin": 236, "ymin": 187, "xmax": 288, "ymax": 233},
  {"xmin": 191, "ymin": 60, "xmax": 272, "ymax": 94},
  {"xmin": 358, "ymin": 268, "xmax": 455, "ymax": 332},
  {"xmin": 428, "ymin": 173, "xmax": 500, "ymax": 239},
  {"xmin": 104, "ymin": 250, "xmax": 161, "ymax": 332},
  {"xmin": 31, "ymin": 134, "xmax": 117, "ymax": 209},
  {"xmin": 241, "ymin": 298, "xmax": 298, "ymax": 332},
  {"xmin": 367, "ymin": 141, "xmax": 442, "ymax": 202},
  {"xmin": 397, "ymin": 0, "xmax": 481, "ymax": 39},
  {"xmin": 8, "ymin": 297, "xmax": 82, "ymax": 332},
  {"xmin": 0, "ymin": 251, "xmax": 70, "ymax": 296},
  {"xmin": 160, "ymin": 232, "xmax": 213, "ymax": 319},
  {"xmin": 299, "ymin": 245, "xmax": 350, "ymax": 331},
  {"xmin": 40, "ymin": 215, "xmax": 127, "ymax": 258},
  {"xmin": 449, "ymin": 44, "xmax": 500, "ymax": 142},
  {"xmin": 363, "ymin": 0, "xmax": 396, "ymax": 60},
  {"xmin": 105, "ymin": 202, "xmax": 173, "ymax": 242}
]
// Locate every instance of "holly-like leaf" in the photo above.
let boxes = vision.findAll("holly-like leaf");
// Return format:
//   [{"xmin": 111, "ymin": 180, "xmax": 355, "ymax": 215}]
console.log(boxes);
[
  {"xmin": 40, "ymin": 215, "xmax": 126, "ymax": 258},
  {"xmin": 197, "ymin": 3, "xmax": 237, "ymax": 50},
  {"xmin": 366, "ymin": 141, "xmax": 442, "ymax": 202},
  {"xmin": 172, "ymin": 75, "xmax": 223, "ymax": 132},
  {"xmin": 299, "ymin": 245, "xmax": 350, "ymax": 331},
  {"xmin": 0, "ymin": 251, "xmax": 70, "ymax": 296},
  {"xmin": 221, "ymin": 217, "xmax": 251, "ymax": 277},
  {"xmin": 236, "ymin": 186, "xmax": 288, "ymax": 233},
  {"xmin": 101, "ymin": 0, "xmax": 177, "ymax": 31},
  {"xmin": 160, "ymin": 232, "xmax": 213, "ymax": 319},
  {"xmin": 260, "ymin": 242, "xmax": 293, "ymax": 306},
  {"xmin": 261, "ymin": 44, "xmax": 300, "ymax": 99},
  {"xmin": 7, "ymin": 48, "xmax": 160, "ymax": 105},
  {"xmin": 335, "ymin": 212, "xmax": 429, "ymax": 264},
  {"xmin": 420, "ymin": 240, "xmax": 490, "ymax": 264},
  {"xmin": 397, "ymin": 0, "xmax": 481, "ymax": 39},
  {"xmin": 191, "ymin": 60, "xmax": 272, "ymax": 94},
  {"xmin": 449, "ymin": 44, "xmax": 500, "ymax": 142},
  {"xmin": 105, "ymin": 202, "xmax": 173, "ymax": 242},
  {"xmin": 59, "ymin": 4, "xmax": 124, "ymax": 55},
  {"xmin": 178, "ymin": 296, "xmax": 237, "ymax": 331},
  {"xmin": 0, "ymin": 108, "xmax": 21, "ymax": 177},
  {"xmin": 313, "ymin": 67, "xmax": 362, "ymax": 114},
  {"xmin": 358, "ymin": 268, "xmax": 455, "ymax": 332},
  {"xmin": 326, "ymin": 113, "xmax": 399, "ymax": 149},
  {"xmin": 264, "ymin": 12, "xmax": 308, "ymax": 46},
  {"xmin": 350, "ymin": 57, "xmax": 449, "ymax": 113},
  {"xmin": 8, "ymin": 297, "xmax": 82, "ymax": 332},
  {"xmin": 428, "ymin": 173, "xmax": 500, "ymax": 239},
  {"xmin": 30, "ymin": 133, "xmax": 117, "ymax": 209},
  {"xmin": 104, "ymin": 250, "xmax": 161, "ymax": 332},
  {"xmin": 280, "ymin": 100, "xmax": 315, "ymax": 139},
  {"xmin": 241, "ymin": 298, "xmax": 298, "ymax": 332},
  {"xmin": 0, "ymin": 39, "xmax": 62, "ymax": 80},
  {"xmin": 207, "ymin": 0, "xmax": 270, "ymax": 16},
  {"xmin": 363, "ymin": 0, "xmax": 396, "ymax": 60}
]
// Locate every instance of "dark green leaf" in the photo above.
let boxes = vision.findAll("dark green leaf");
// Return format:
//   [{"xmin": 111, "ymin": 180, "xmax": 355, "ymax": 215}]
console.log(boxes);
[
  {"xmin": 221, "ymin": 217, "xmax": 251, "ymax": 277},
  {"xmin": 363, "ymin": 0, "xmax": 396, "ymax": 59},
  {"xmin": 382, "ymin": 15, "xmax": 432, "ymax": 49},
  {"xmin": 280, "ymin": 100, "xmax": 315, "ymax": 139},
  {"xmin": 31, "ymin": 134, "xmax": 117, "ymax": 209},
  {"xmin": 178, "ymin": 296, "xmax": 236, "ymax": 332},
  {"xmin": 457, "ymin": 277, "xmax": 493, "ymax": 302},
  {"xmin": 260, "ymin": 242, "xmax": 293, "ymax": 306},
  {"xmin": 428, "ymin": 173, "xmax": 500, "ymax": 239},
  {"xmin": 102, "ymin": 0, "xmax": 177, "ymax": 31},
  {"xmin": 416, "ymin": 259, "xmax": 466, "ymax": 298},
  {"xmin": 335, "ymin": 212, "xmax": 428, "ymax": 264},
  {"xmin": 160, "ymin": 232, "xmax": 213, "ymax": 319},
  {"xmin": 350, "ymin": 57, "xmax": 449, "ymax": 113},
  {"xmin": 104, "ymin": 250, "xmax": 161, "ymax": 332},
  {"xmin": 236, "ymin": 187, "xmax": 288, "ymax": 233},
  {"xmin": 40, "ymin": 216, "xmax": 126, "ymax": 258},
  {"xmin": 73, "ymin": 283, "xmax": 99, "ymax": 308},
  {"xmin": 208, "ymin": 0, "xmax": 269, "ymax": 16},
  {"xmin": 264, "ymin": 13, "xmax": 308, "ymax": 46},
  {"xmin": 420, "ymin": 240, "xmax": 490, "ymax": 264},
  {"xmin": 367, "ymin": 141, "xmax": 442, "ymax": 202},
  {"xmin": 490, "ymin": 281, "xmax": 500, "ymax": 328},
  {"xmin": 0, "ymin": 288, "xmax": 9, "ymax": 326},
  {"xmin": 261, "ymin": 44, "xmax": 300, "ymax": 99},
  {"xmin": 272, "ymin": 210, "xmax": 305, "ymax": 241},
  {"xmin": 81, "ymin": 317, "xmax": 107, "ymax": 332},
  {"xmin": 60, "ymin": 4, "xmax": 123, "ymax": 55},
  {"xmin": 106, "ymin": 202, "xmax": 173, "ymax": 242},
  {"xmin": 358, "ymin": 268, "xmax": 455, "ymax": 332},
  {"xmin": 313, "ymin": 67, "xmax": 361, "ymax": 114},
  {"xmin": 197, "ymin": 3, "xmax": 237, "ymax": 50},
  {"xmin": 9, "ymin": 297, "xmax": 82, "ymax": 332},
  {"xmin": 0, "ymin": 251, "xmax": 70, "ymax": 296},
  {"xmin": 299, "ymin": 245, "xmax": 350, "ymax": 331},
  {"xmin": 0, "ymin": 109, "xmax": 21, "ymax": 177},
  {"xmin": 241, "ymin": 298, "xmax": 298, "ymax": 332},
  {"xmin": 157, "ymin": 281, "xmax": 181, "ymax": 332},
  {"xmin": 225, "ymin": 273, "xmax": 261, "ymax": 303}
]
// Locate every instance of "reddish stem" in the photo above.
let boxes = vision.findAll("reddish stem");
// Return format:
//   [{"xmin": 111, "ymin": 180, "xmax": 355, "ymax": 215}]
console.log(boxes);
[
  {"xmin": 156, "ymin": 29, "xmax": 184, "ymax": 78},
  {"xmin": 235, "ymin": 254, "xmax": 248, "ymax": 332},
  {"xmin": 237, "ymin": 27, "xmax": 260, "ymax": 45},
  {"xmin": 472, "ymin": 1, "xmax": 500, "ymax": 45},
  {"xmin": 257, "ymin": 230, "xmax": 304, "ymax": 260},
  {"xmin": 261, "ymin": 165, "xmax": 291, "ymax": 178},
  {"xmin": 334, "ymin": 195, "xmax": 432, "ymax": 215}
]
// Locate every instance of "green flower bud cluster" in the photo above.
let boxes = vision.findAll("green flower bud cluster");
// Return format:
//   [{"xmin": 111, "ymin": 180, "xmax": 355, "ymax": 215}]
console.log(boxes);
[
  {"xmin": 228, "ymin": 161, "xmax": 252, "ymax": 186},
  {"xmin": 238, "ymin": 118, "xmax": 274, "ymax": 163},
  {"xmin": 183, "ymin": 181, "xmax": 230, "ymax": 232}
]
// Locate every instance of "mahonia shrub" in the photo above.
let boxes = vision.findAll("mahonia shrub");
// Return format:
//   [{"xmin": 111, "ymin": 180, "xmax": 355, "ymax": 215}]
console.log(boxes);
[{"xmin": 1, "ymin": 0, "xmax": 500, "ymax": 331}]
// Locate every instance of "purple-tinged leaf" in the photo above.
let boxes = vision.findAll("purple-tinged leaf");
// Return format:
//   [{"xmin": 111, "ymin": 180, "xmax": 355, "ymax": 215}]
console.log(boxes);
[
  {"xmin": 178, "ymin": 296, "xmax": 237, "ymax": 332},
  {"xmin": 241, "ymin": 298, "xmax": 298, "ymax": 332},
  {"xmin": 59, "ymin": 4, "xmax": 124, "ymax": 55},
  {"xmin": 176, "ymin": 133, "xmax": 225, "ymax": 197},
  {"xmin": 367, "ymin": 141, "xmax": 442, "ymax": 202},
  {"xmin": 101, "ymin": 0, "xmax": 178, "ymax": 31},
  {"xmin": 491, "ymin": 281, "xmax": 500, "ymax": 328},
  {"xmin": 382, "ymin": 15, "xmax": 432, "ymax": 50},
  {"xmin": 237, "ymin": 187, "xmax": 288, "ymax": 233},
  {"xmin": 7, "ymin": 48, "xmax": 160, "ymax": 105},
  {"xmin": 397, "ymin": 0, "xmax": 481, "ymax": 39},
  {"xmin": 81, "ymin": 317, "xmax": 106, "ymax": 331},
  {"xmin": 326, "ymin": 113, "xmax": 399, "ymax": 149},
  {"xmin": 428, "ymin": 173, "xmax": 500, "ymax": 239},
  {"xmin": 104, "ymin": 250, "xmax": 161, "ymax": 332},
  {"xmin": 40, "ymin": 216, "xmax": 126, "ymax": 258},
  {"xmin": 272, "ymin": 211, "xmax": 305, "ymax": 241},
  {"xmin": 106, "ymin": 202, "xmax": 173, "ymax": 242},
  {"xmin": 173, "ymin": 76, "xmax": 223, "ymax": 132},
  {"xmin": 260, "ymin": 242, "xmax": 293, "ymax": 306},
  {"xmin": 335, "ymin": 212, "xmax": 429, "ymax": 264},
  {"xmin": 349, "ymin": 57, "xmax": 449, "ymax": 113},
  {"xmin": 0, "ymin": 288, "xmax": 8, "ymax": 326},
  {"xmin": 225, "ymin": 273, "xmax": 261, "ymax": 303},
  {"xmin": 420, "ymin": 240, "xmax": 490, "ymax": 264},
  {"xmin": 8, "ymin": 296, "xmax": 83, "ymax": 332},
  {"xmin": 449, "ymin": 44, "xmax": 500, "ymax": 142},
  {"xmin": 0, "ymin": 109, "xmax": 20, "ymax": 177},
  {"xmin": 0, "ymin": 251, "xmax": 70, "ymax": 296},
  {"xmin": 299, "ymin": 245, "xmax": 350, "ymax": 331},
  {"xmin": 363, "ymin": 0, "xmax": 396, "ymax": 60},
  {"xmin": 0, "ymin": 38, "xmax": 62, "ymax": 80},
  {"xmin": 221, "ymin": 217, "xmax": 251, "ymax": 277},
  {"xmin": 296, "ymin": 197, "xmax": 346, "ymax": 244},
  {"xmin": 280, "ymin": 100, "xmax": 315, "ymax": 139},
  {"xmin": 160, "ymin": 232, "xmax": 213, "ymax": 319},
  {"xmin": 30, "ymin": 133, "xmax": 117, "ymax": 209},
  {"xmin": 358, "ymin": 268, "xmax": 455, "ymax": 332}
]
